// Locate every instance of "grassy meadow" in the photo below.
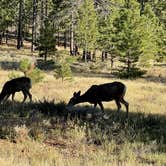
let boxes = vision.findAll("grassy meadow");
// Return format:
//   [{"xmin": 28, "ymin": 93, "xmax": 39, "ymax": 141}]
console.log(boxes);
[{"xmin": 0, "ymin": 45, "xmax": 166, "ymax": 166}]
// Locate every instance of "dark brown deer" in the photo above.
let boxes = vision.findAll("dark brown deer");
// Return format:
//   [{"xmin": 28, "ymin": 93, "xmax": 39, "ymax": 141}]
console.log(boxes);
[
  {"xmin": 67, "ymin": 81, "xmax": 129, "ymax": 115},
  {"xmin": 0, "ymin": 77, "xmax": 32, "ymax": 103}
]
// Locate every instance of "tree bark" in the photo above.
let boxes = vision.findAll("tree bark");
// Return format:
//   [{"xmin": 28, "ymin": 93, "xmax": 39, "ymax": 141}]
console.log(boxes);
[
  {"xmin": 102, "ymin": 51, "xmax": 105, "ymax": 61},
  {"xmin": 31, "ymin": 0, "xmax": 38, "ymax": 52},
  {"xmin": 5, "ymin": 29, "xmax": 8, "ymax": 44},
  {"xmin": 110, "ymin": 55, "xmax": 114, "ymax": 68},
  {"xmin": 64, "ymin": 30, "xmax": 67, "ymax": 49},
  {"xmin": 70, "ymin": 12, "xmax": 74, "ymax": 55},
  {"xmin": 140, "ymin": 0, "xmax": 145, "ymax": 15},
  {"xmin": 0, "ymin": 32, "xmax": 2, "ymax": 44},
  {"xmin": 17, "ymin": 0, "xmax": 23, "ymax": 49},
  {"xmin": 127, "ymin": 57, "xmax": 131, "ymax": 75},
  {"xmin": 57, "ymin": 29, "xmax": 60, "ymax": 46}
]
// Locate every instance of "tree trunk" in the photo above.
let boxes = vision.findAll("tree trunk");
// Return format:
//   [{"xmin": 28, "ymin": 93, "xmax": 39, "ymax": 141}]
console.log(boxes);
[
  {"xmin": 64, "ymin": 30, "xmax": 67, "ymax": 49},
  {"xmin": 82, "ymin": 49, "xmax": 87, "ymax": 62},
  {"xmin": 110, "ymin": 55, "xmax": 114, "ymax": 68},
  {"xmin": 31, "ymin": 0, "xmax": 38, "ymax": 52},
  {"xmin": 127, "ymin": 59, "xmax": 131, "ymax": 75},
  {"xmin": 17, "ymin": 0, "xmax": 23, "ymax": 49},
  {"xmin": 105, "ymin": 52, "xmax": 108, "ymax": 59},
  {"xmin": 92, "ymin": 49, "xmax": 96, "ymax": 61},
  {"xmin": 74, "ymin": 44, "xmax": 79, "ymax": 56},
  {"xmin": 140, "ymin": 0, "xmax": 145, "ymax": 15},
  {"xmin": 70, "ymin": 12, "xmax": 74, "ymax": 55},
  {"xmin": 5, "ymin": 29, "xmax": 8, "ymax": 44},
  {"xmin": 102, "ymin": 51, "xmax": 105, "ymax": 61},
  {"xmin": 70, "ymin": 25, "xmax": 74, "ymax": 55},
  {"xmin": 45, "ymin": 0, "xmax": 48, "ymax": 17},
  {"xmin": 40, "ymin": 0, "xmax": 44, "ymax": 30},
  {"xmin": 44, "ymin": 49, "xmax": 47, "ymax": 62},
  {"xmin": 57, "ymin": 29, "xmax": 60, "ymax": 46},
  {"xmin": 0, "ymin": 32, "xmax": 2, "ymax": 44}
]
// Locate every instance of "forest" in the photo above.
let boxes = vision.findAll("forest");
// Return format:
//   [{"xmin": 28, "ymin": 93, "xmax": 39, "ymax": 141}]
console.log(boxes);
[
  {"xmin": 0, "ymin": 0, "xmax": 165, "ymax": 73},
  {"xmin": 0, "ymin": 0, "xmax": 166, "ymax": 165}
]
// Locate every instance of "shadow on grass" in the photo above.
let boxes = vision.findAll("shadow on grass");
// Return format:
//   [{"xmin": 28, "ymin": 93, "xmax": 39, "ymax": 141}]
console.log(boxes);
[
  {"xmin": 37, "ymin": 59, "xmax": 56, "ymax": 71},
  {"xmin": 0, "ymin": 61, "xmax": 19, "ymax": 70},
  {"xmin": 143, "ymin": 75, "xmax": 166, "ymax": 84},
  {"xmin": 111, "ymin": 67, "xmax": 147, "ymax": 79},
  {"xmin": 0, "ymin": 100, "xmax": 165, "ymax": 153}
]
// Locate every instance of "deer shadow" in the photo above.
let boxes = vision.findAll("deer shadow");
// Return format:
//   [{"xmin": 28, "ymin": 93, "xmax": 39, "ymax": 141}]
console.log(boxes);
[{"xmin": 0, "ymin": 100, "xmax": 165, "ymax": 153}]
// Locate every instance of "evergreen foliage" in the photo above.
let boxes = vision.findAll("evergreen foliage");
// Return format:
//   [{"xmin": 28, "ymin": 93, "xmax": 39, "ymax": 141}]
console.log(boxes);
[
  {"xmin": 19, "ymin": 58, "xmax": 44, "ymax": 83},
  {"xmin": 38, "ymin": 20, "xmax": 56, "ymax": 61},
  {"xmin": 0, "ymin": 0, "xmax": 166, "ymax": 78},
  {"xmin": 106, "ymin": 0, "xmax": 160, "ymax": 76},
  {"xmin": 54, "ymin": 55, "xmax": 72, "ymax": 82},
  {"xmin": 76, "ymin": 0, "xmax": 98, "ymax": 61},
  {"xmin": 19, "ymin": 58, "xmax": 31, "ymax": 76}
]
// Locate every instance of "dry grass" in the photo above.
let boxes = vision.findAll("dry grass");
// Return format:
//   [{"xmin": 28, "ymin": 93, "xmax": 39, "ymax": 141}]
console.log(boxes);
[
  {"xmin": 0, "ymin": 45, "xmax": 166, "ymax": 166},
  {"xmin": 0, "ymin": 69, "xmax": 165, "ymax": 165},
  {"xmin": 33, "ymin": 74, "xmax": 166, "ymax": 115},
  {"xmin": 1, "ymin": 69, "xmax": 165, "ymax": 115}
]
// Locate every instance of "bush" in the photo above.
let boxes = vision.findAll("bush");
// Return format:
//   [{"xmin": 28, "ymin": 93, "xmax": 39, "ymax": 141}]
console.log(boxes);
[
  {"xmin": 19, "ymin": 58, "xmax": 44, "ymax": 83},
  {"xmin": 54, "ymin": 56, "xmax": 73, "ymax": 82},
  {"xmin": 19, "ymin": 58, "xmax": 31, "ymax": 75},
  {"xmin": 8, "ymin": 71, "xmax": 22, "ymax": 80},
  {"xmin": 27, "ymin": 68, "xmax": 44, "ymax": 84},
  {"xmin": 54, "ymin": 62, "xmax": 72, "ymax": 82}
]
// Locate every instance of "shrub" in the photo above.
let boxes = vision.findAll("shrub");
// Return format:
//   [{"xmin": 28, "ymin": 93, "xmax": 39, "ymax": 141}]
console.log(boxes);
[
  {"xmin": 27, "ymin": 68, "xmax": 44, "ymax": 84},
  {"xmin": 19, "ymin": 58, "xmax": 44, "ymax": 83},
  {"xmin": 54, "ymin": 56, "xmax": 72, "ymax": 82},
  {"xmin": 19, "ymin": 58, "xmax": 31, "ymax": 75},
  {"xmin": 8, "ymin": 71, "xmax": 22, "ymax": 80}
]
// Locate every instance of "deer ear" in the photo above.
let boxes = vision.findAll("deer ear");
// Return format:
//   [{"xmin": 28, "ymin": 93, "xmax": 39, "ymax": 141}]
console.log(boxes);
[
  {"xmin": 73, "ymin": 92, "xmax": 77, "ymax": 96},
  {"xmin": 77, "ymin": 91, "xmax": 81, "ymax": 96}
]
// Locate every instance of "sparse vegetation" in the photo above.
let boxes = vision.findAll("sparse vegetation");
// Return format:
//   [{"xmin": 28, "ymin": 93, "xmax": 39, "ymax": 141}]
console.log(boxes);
[
  {"xmin": 27, "ymin": 68, "xmax": 44, "ymax": 84},
  {"xmin": 18, "ymin": 58, "xmax": 44, "ymax": 84},
  {"xmin": 0, "ymin": 0, "xmax": 166, "ymax": 163},
  {"xmin": 0, "ymin": 60, "xmax": 166, "ymax": 165},
  {"xmin": 54, "ymin": 53, "xmax": 73, "ymax": 82}
]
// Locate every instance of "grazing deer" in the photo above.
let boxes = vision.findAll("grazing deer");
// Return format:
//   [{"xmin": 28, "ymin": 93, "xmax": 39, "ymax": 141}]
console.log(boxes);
[
  {"xmin": 67, "ymin": 81, "xmax": 129, "ymax": 115},
  {"xmin": 0, "ymin": 77, "xmax": 32, "ymax": 103}
]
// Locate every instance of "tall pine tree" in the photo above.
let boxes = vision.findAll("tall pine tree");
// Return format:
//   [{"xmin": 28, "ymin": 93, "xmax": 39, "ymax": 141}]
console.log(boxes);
[{"xmin": 76, "ymin": 0, "xmax": 98, "ymax": 62}]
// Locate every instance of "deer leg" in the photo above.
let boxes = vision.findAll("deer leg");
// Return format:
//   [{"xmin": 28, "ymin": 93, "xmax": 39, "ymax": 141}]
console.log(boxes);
[
  {"xmin": 3, "ymin": 94, "xmax": 10, "ymax": 102},
  {"xmin": 22, "ymin": 90, "xmax": 27, "ymax": 103},
  {"xmin": 98, "ymin": 102, "xmax": 104, "ymax": 111},
  {"xmin": 115, "ymin": 99, "xmax": 121, "ymax": 112},
  {"xmin": 120, "ymin": 98, "xmax": 129, "ymax": 116},
  {"xmin": 94, "ymin": 103, "xmax": 97, "ymax": 108},
  {"xmin": 12, "ymin": 93, "xmax": 15, "ymax": 102},
  {"xmin": 25, "ymin": 89, "xmax": 32, "ymax": 102}
]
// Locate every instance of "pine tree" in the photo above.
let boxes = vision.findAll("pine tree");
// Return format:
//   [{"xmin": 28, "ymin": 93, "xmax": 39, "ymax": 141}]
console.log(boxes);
[
  {"xmin": 0, "ymin": 0, "xmax": 17, "ymax": 44},
  {"xmin": 76, "ymin": 0, "xmax": 98, "ymax": 62},
  {"xmin": 110, "ymin": 0, "xmax": 159, "ymax": 77},
  {"xmin": 54, "ymin": 55, "xmax": 72, "ymax": 82},
  {"xmin": 38, "ymin": 20, "xmax": 56, "ymax": 62},
  {"xmin": 98, "ymin": 5, "xmax": 118, "ymax": 66},
  {"xmin": 17, "ymin": 0, "xmax": 24, "ymax": 49}
]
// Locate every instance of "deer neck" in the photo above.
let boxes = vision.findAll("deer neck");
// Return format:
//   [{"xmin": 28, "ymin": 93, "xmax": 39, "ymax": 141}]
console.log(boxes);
[
  {"xmin": 0, "ymin": 92, "xmax": 5, "ymax": 101},
  {"xmin": 76, "ymin": 94, "xmax": 88, "ymax": 104}
]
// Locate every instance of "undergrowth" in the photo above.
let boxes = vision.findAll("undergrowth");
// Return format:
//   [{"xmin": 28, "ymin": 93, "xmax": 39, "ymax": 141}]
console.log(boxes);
[{"xmin": 0, "ymin": 100, "xmax": 165, "ymax": 165}]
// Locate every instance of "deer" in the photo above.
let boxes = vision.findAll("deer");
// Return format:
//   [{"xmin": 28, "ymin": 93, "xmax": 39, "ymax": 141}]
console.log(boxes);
[
  {"xmin": 0, "ymin": 77, "xmax": 32, "ymax": 103},
  {"xmin": 67, "ymin": 81, "xmax": 129, "ymax": 116}
]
